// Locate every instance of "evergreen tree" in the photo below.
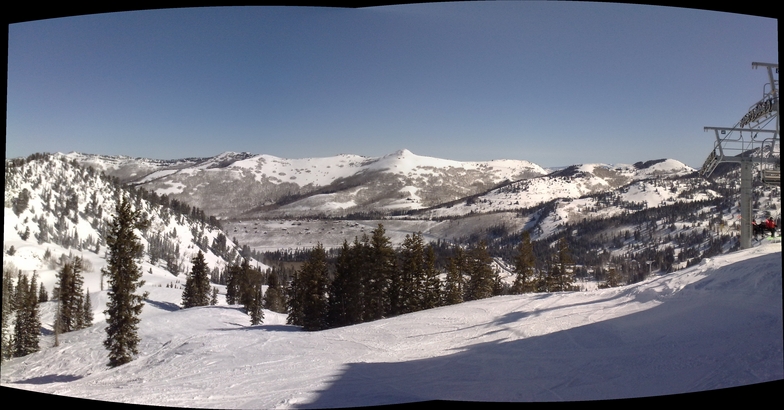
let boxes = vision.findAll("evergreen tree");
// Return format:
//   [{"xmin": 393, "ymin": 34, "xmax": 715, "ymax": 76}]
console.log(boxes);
[
  {"xmin": 601, "ymin": 267, "xmax": 621, "ymax": 288},
  {"xmin": 286, "ymin": 273, "xmax": 304, "ymax": 327},
  {"xmin": 248, "ymin": 284, "xmax": 264, "ymax": 326},
  {"xmin": 2, "ymin": 265, "xmax": 15, "ymax": 361},
  {"xmin": 397, "ymin": 233, "xmax": 426, "ymax": 315},
  {"xmin": 263, "ymin": 269, "xmax": 286, "ymax": 314},
  {"xmin": 327, "ymin": 241, "xmax": 352, "ymax": 328},
  {"xmin": 420, "ymin": 245, "xmax": 442, "ymax": 310},
  {"xmin": 327, "ymin": 239, "xmax": 364, "ymax": 327},
  {"xmin": 12, "ymin": 188, "xmax": 31, "ymax": 216},
  {"xmin": 182, "ymin": 251, "xmax": 211, "ymax": 308},
  {"xmin": 237, "ymin": 259, "xmax": 264, "ymax": 325},
  {"xmin": 365, "ymin": 225, "xmax": 396, "ymax": 320},
  {"xmin": 511, "ymin": 231, "xmax": 537, "ymax": 294},
  {"xmin": 38, "ymin": 282, "xmax": 49, "ymax": 303},
  {"xmin": 12, "ymin": 273, "xmax": 30, "ymax": 356},
  {"xmin": 551, "ymin": 237, "xmax": 575, "ymax": 292},
  {"xmin": 225, "ymin": 263, "xmax": 241, "ymax": 305},
  {"xmin": 210, "ymin": 287, "xmax": 219, "ymax": 306},
  {"xmin": 13, "ymin": 273, "xmax": 41, "ymax": 357},
  {"xmin": 442, "ymin": 247, "xmax": 465, "ymax": 306},
  {"xmin": 465, "ymin": 241, "xmax": 496, "ymax": 301},
  {"xmin": 347, "ymin": 237, "xmax": 369, "ymax": 323},
  {"xmin": 82, "ymin": 289, "xmax": 93, "ymax": 328},
  {"xmin": 288, "ymin": 244, "xmax": 329, "ymax": 331},
  {"xmin": 103, "ymin": 195, "xmax": 149, "ymax": 367},
  {"xmin": 225, "ymin": 259, "xmax": 265, "ymax": 324},
  {"xmin": 55, "ymin": 258, "xmax": 85, "ymax": 333}
]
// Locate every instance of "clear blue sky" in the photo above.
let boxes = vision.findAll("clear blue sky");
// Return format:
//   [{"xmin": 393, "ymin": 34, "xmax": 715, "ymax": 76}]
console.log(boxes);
[{"xmin": 6, "ymin": 3, "xmax": 778, "ymax": 168}]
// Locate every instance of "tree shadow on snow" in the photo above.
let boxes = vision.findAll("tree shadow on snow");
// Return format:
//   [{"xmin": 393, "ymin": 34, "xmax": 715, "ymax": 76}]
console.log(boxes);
[
  {"xmin": 12, "ymin": 374, "xmax": 83, "ymax": 385},
  {"xmin": 145, "ymin": 299, "xmax": 181, "ymax": 312},
  {"xmin": 301, "ymin": 253, "xmax": 783, "ymax": 408}
]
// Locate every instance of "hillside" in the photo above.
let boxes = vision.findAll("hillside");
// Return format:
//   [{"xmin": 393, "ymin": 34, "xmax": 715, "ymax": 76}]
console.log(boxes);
[
  {"xmin": 1, "ymin": 241, "xmax": 781, "ymax": 407},
  {"xmin": 52, "ymin": 149, "xmax": 782, "ymax": 292},
  {"xmin": 65, "ymin": 149, "xmax": 549, "ymax": 219},
  {"xmin": 3, "ymin": 154, "xmax": 265, "ymax": 304}
]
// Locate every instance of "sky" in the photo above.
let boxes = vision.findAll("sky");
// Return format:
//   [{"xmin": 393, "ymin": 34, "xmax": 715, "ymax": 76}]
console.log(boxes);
[{"xmin": 5, "ymin": 2, "xmax": 778, "ymax": 168}]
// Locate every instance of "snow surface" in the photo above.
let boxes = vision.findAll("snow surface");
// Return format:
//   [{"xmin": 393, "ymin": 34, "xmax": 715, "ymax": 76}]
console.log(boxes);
[{"xmin": 2, "ymin": 242, "xmax": 781, "ymax": 408}]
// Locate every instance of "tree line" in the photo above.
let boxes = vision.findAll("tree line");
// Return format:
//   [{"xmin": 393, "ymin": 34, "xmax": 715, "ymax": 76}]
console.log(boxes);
[
  {"xmin": 284, "ymin": 225, "xmax": 578, "ymax": 331},
  {"xmin": 1, "ymin": 256, "xmax": 93, "ymax": 361}
]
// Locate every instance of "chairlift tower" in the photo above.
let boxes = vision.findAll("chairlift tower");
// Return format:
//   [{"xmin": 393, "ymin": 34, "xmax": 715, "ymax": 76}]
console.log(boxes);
[{"xmin": 700, "ymin": 62, "xmax": 779, "ymax": 250}]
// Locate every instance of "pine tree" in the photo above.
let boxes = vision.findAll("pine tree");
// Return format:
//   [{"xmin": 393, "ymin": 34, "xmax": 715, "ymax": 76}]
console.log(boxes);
[
  {"xmin": 263, "ymin": 269, "xmax": 286, "ymax": 314},
  {"xmin": 2, "ymin": 265, "xmax": 15, "ymax": 361},
  {"xmin": 225, "ymin": 263, "xmax": 240, "ymax": 305},
  {"xmin": 182, "ymin": 251, "xmax": 211, "ymax": 308},
  {"xmin": 465, "ymin": 241, "xmax": 496, "ymax": 301},
  {"xmin": 442, "ymin": 247, "xmax": 465, "ymax": 306},
  {"xmin": 286, "ymin": 273, "xmax": 304, "ymax": 327},
  {"xmin": 38, "ymin": 282, "xmax": 49, "ymax": 303},
  {"xmin": 237, "ymin": 259, "xmax": 264, "ymax": 326},
  {"xmin": 82, "ymin": 289, "xmax": 93, "ymax": 328},
  {"xmin": 210, "ymin": 287, "xmax": 219, "ymax": 306},
  {"xmin": 14, "ymin": 273, "xmax": 41, "ymax": 357},
  {"xmin": 420, "ymin": 245, "xmax": 442, "ymax": 310},
  {"xmin": 365, "ymin": 225, "xmax": 396, "ymax": 320},
  {"xmin": 103, "ymin": 195, "xmax": 149, "ymax": 367},
  {"xmin": 248, "ymin": 284, "xmax": 264, "ymax": 326},
  {"xmin": 55, "ymin": 259, "xmax": 85, "ymax": 333},
  {"xmin": 550, "ymin": 237, "xmax": 574, "ymax": 292},
  {"xmin": 601, "ymin": 267, "xmax": 621, "ymax": 288},
  {"xmin": 13, "ymin": 273, "xmax": 29, "ymax": 356},
  {"xmin": 288, "ymin": 244, "xmax": 329, "ymax": 331},
  {"xmin": 327, "ymin": 241, "xmax": 351, "ymax": 328},
  {"xmin": 397, "ymin": 232, "xmax": 426, "ymax": 315},
  {"xmin": 511, "ymin": 231, "xmax": 537, "ymax": 294},
  {"xmin": 329, "ymin": 237, "xmax": 368, "ymax": 327}
]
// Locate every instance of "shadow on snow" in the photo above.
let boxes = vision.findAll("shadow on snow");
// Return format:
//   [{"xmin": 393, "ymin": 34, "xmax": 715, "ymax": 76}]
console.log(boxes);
[{"xmin": 301, "ymin": 253, "xmax": 783, "ymax": 408}]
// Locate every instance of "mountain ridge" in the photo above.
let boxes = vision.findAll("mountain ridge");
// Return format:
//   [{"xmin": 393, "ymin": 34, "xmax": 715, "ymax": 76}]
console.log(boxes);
[{"xmin": 59, "ymin": 150, "xmax": 693, "ymax": 221}]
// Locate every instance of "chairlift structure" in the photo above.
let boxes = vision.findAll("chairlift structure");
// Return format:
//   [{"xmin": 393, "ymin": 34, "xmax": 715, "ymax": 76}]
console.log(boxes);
[{"xmin": 700, "ymin": 62, "xmax": 779, "ymax": 249}]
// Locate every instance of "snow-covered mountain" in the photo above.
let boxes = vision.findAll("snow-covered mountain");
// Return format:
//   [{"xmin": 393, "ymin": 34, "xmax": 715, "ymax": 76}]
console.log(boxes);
[
  {"xmin": 422, "ymin": 159, "xmax": 699, "ymax": 218},
  {"xmin": 4, "ymin": 154, "xmax": 265, "ymax": 301},
  {"xmin": 65, "ymin": 150, "xmax": 698, "ymax": 223},
  {"xmin": 64, "ymin": 149, "xmax": 549, "ymax": 219},
  {"xmin": 2, "ymin": 241, "xmax": 780, "ymax": 407}
]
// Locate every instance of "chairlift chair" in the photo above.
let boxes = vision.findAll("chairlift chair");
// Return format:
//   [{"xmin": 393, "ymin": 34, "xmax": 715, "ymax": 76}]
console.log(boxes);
[{"xmin": 760, "ymin": 168, "xmax": 780, "ymax": 186}]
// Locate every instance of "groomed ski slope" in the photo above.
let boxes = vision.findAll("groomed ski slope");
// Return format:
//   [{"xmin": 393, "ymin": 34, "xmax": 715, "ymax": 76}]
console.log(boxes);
[{"xmin": 2, "ymin": 242, "xmax": 781, "ymax": 408}]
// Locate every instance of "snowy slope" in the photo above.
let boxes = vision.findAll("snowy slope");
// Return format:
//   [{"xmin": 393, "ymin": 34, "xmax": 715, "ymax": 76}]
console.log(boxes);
[
  {"xmin": 4, "ymin": 155, "xmax": 265, "ymax": 300},
  {"xmin": 2, "ymin": 242, "xmax": 780, "ymax": 407},
  {"xmin": 424, "ymin": 159, "xmax": 697, "ymax": 218}
]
